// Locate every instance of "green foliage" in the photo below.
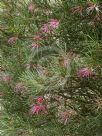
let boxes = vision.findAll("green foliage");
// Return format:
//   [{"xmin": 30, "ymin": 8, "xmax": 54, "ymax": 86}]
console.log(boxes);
[{"xmin": 0, "ymin": 0, "xmax": 102, "ymax": 136}]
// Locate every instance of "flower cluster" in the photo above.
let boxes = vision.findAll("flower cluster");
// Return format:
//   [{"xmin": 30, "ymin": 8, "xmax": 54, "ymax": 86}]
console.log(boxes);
[
  {"xmin": 31, "ymin": 35, "xmax": 43, "ymax": 50},
  {"xmin": 41, "ymin": 19, "xmax": 59, "ymax": 33},
  {"xmin": 30, "ymin": 19, "xmax": 59, "ymax": 50},
  {"xmin": 30, "ymin": 96, "xmax": 48, "ymax": 115},
  {"xmin": 78, "ymin": 67, "xmax": 94, "ymax": 78},
  {"xmin": 31, "ymin": 43, "xmax": 39, "ymax": 49}
]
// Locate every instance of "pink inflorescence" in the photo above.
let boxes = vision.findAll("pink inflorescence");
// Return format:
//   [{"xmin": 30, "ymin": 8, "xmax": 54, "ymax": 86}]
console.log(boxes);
[
  {"xmin": 49, "ymin": 19, "xmax": 59, "ymax": 29},
  {"xmin": 41, "ymin": 24, "xmax": 51, "ymax": 33},
  {"xmin": 37, "ymin": 96, "xmax": 44, "ymax": 103},
  {"xmin": 30, "ymin": 96, "xmax": 47, "ymax": 115},
  {"xmin": 41, "ymin": 19, "xmax": 59, "ymax": 33},
  {"xmin": 78, "ymin": 67, "xmax": 93, "ymax": 78},
  {"xmin": 30, "ymin": 105, "xmax": 47, "ymax": 115},
  {"xmin": 31, "ymin": 43, "xmax": 39, "ymax": 49}
]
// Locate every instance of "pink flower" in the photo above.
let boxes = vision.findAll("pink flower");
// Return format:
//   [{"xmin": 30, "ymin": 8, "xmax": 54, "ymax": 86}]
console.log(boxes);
[
  {"xmin": 78, "ymin": 67, "xmax": 93, "ymax": 78},
  {"xmin": 2, "ymin": 75, "xmax": 12, "ymax": 82},
  {"xmin": 8, "ymin": 37, "xmax": 18, "ymax": 45},
  {"xmin": 30, "ymin": 105, "xmax": 47, "ymax": 115},
  {"xmin": 49, "ymin": 19, "xmax": 59, "ymax": 29},
  {"xmin": 28, "ymin": 3, "xmax": 36, "ymax": 12},
  {"xmin": 41, "ymin": 24, "xmax": 51, "ymax": 33},
  {"xmin": 41, "ymin": 19, "xmax": 59, "ymax": 33},
  {"xmin": 31, "ymin": 43, "xmax": 39, "ymax": 49},
  {"xmin": 37, "ymin": 96, "xmax": 44, "ymax": 103}
]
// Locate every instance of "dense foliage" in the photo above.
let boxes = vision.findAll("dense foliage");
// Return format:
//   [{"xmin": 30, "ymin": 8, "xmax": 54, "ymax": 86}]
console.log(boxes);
[{"xmin": 0, "ymin": 0, "xmax": 102, "ymax": 136}]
